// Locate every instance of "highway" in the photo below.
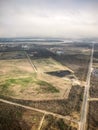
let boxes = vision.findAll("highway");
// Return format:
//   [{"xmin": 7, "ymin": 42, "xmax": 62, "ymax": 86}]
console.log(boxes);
[{"xmin": 79, "ymin": 43, "xmax": 94, "ymax": 130}]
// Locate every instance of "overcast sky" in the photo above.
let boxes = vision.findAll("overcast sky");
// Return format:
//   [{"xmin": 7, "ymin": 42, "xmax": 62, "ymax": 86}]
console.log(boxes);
[{"xmin": 0, "ymin": 0, "xmax": 98, "ymax": 38}]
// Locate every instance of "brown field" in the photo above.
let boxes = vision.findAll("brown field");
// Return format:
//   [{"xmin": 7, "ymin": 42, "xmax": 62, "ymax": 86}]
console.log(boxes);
[{"xmin": 0, "ymin": 51, "xmax": 75, "ymax": 101}]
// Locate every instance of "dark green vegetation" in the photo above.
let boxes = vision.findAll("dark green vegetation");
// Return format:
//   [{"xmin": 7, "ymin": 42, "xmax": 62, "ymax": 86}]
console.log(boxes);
[
  {"xmin": 41, "ymin": 115, "xmax": 77, "ymax": 130},
  {"xmin": 87, "ymin": 102, "xmax": 98, "ymax": 130},
  {"xmin": 0, "ymin": 101, "xmax": 43, "ymax": 130}
]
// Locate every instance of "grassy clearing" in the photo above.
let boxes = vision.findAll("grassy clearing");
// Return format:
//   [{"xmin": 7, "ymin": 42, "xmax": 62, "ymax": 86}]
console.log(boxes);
[
  {"xmin": 0, "ymin": 57, "xmax": 60, "ymax": 98},
  {"xmin": 0, "ymin": 75, "xmax": 59, "ymax": 96},
  {"xmin": 0, "ymin": 52, "xmax": 69, "ymax": 99},
  {"xmin": 0, "ymin": 76, "xmax": 34, "ymax": 87}
]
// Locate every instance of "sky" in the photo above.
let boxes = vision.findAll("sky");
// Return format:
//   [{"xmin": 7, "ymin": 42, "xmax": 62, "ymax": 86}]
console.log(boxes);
[{"xmin": 0, "ymin": 0, "xmax": 98, "ymax": 38}]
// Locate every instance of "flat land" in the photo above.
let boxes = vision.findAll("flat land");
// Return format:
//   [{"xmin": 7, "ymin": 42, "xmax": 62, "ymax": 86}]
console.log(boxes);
[
  {"xmin": 0, "ymin": 51, "xmax": 73, "ymax": 100},
  {"xmin": 0, "ymin": 42, "xmax": 91, "ymax": 129}
]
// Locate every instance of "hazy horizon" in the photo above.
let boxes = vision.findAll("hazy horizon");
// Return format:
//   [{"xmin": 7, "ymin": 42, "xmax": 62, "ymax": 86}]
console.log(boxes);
[{"xmin": 0, "ymin": 0, "xmax": 98, "ymax": 39}]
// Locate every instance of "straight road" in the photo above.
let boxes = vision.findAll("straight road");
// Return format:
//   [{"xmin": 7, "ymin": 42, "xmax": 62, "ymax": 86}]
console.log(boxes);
[{"xmin": 79, "ymin": 43, "xmax": 94, "ymax": 130}]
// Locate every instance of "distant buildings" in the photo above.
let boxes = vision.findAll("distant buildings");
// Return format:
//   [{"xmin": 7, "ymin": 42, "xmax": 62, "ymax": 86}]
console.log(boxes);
[{"xmin": 49, "ymin": 47, "xmax": 64, "ymax": 55}]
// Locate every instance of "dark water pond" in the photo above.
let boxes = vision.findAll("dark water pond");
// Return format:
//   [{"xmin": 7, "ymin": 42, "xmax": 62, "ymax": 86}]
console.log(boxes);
[{"xmin": 46, "ymin": 70, "xmax": 72, "ymax": 77}]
